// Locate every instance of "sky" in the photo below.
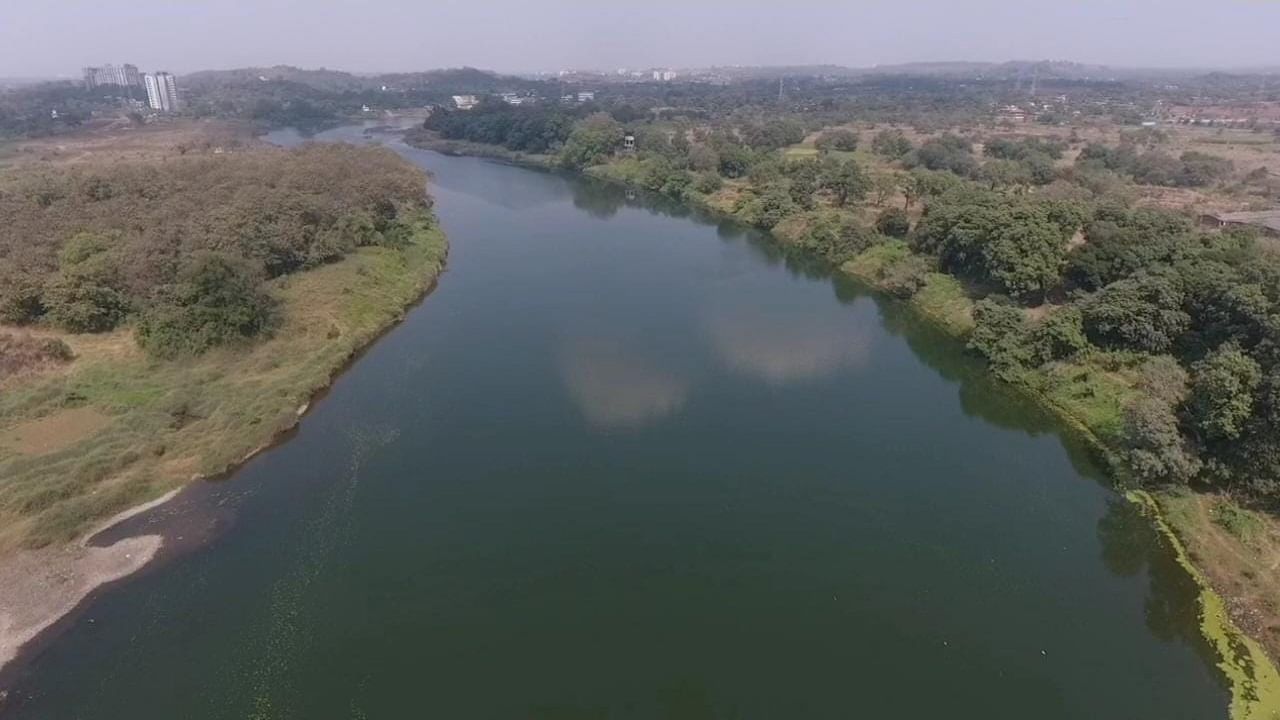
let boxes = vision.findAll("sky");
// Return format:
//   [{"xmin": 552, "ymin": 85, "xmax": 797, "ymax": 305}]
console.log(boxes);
[{"xmin": 4, "ymin": 0, "xmax": 1279, "ymax": 78}]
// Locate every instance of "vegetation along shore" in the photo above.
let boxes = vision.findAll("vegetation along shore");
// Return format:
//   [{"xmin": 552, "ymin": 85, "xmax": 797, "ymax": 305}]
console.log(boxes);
[{"xmin": 0, "ymin": 123, "xmax": 447, "ymax": 672}]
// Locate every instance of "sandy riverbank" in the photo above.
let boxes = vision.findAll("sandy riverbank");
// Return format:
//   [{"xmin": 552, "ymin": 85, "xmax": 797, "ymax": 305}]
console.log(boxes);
[{"xmin": 0, "ymin": 489, "xmax": 178, "ymax": 674}]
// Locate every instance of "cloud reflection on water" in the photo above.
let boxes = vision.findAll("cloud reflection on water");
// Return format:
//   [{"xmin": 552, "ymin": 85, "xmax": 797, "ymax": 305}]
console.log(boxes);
[
  {"xmin": 559, "ymin": 338, "xmax": 689, "ymax": 430},
  {"xmin": 705, "ymin": 303, "xmax": 875, "ymax": 386}
]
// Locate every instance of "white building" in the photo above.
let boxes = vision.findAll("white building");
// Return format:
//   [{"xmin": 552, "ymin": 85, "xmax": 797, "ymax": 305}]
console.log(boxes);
[
  {"xmin": 662, "ymin": 70, "xmax": 677, "ymax": 82},
  {"xmin": 83, "ymin": 64, "xmax": 142, "ymax": 89},
  {"xmin": 144, "ymin": 72, "xmax": 180, "ymax": 112},
  {"xmin": 452, "ymin": 95, "xmax": 479, "ymax": 110},
  {"xmin": 577, "ymin": 91, "xmax": 595, "ymax": 102}
]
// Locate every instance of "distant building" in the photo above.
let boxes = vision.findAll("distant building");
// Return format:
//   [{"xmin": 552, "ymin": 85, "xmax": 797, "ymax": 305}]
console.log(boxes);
[
  {"xmin": 83, "ymin": 63, "xmax": 142, "ymax": 89},
  {"xmin": 622, "ymin": 134, "xmax": 636, "ymax": 152},
  {"xmin": 662, "ymin": 70, "xmax": 677, "ymax": 82},
  {"xmin": 577, "ymin": 91, "xmax": 595, "ymax": 103},
  {"xmin": 1200, "ymin": 210, "xmax": 1280, "ymax": 239},
  {"xmin": 144, "ymin": 72, "xmax": 180, "ymax": 112},
  {"xmin": 996, "ymin": 104, "xmax": 1028, "ymax": 123},
  {"xmin": 452, "ymin": 95, "xmax": 479, "ymax": 110},
  {"xmin": 653, "ymin": 70, "xmax": 663, "ymax": 81}
]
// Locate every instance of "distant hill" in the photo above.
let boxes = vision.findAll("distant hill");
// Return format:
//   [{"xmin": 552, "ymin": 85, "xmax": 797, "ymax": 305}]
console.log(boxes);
[
  {"xmin": 180, "ymin": 65, "xmax": 539, "ymax": 95},
  {"xmin": 700, "ymin": 60, "xmax": 1267, "ymax": 82}
]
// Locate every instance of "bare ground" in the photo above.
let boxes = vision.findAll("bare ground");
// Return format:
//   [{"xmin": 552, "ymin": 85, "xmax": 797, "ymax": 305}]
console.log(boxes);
[{"xmin": 0, "ymin": 489, "xmax": 177, "ymax": 673}]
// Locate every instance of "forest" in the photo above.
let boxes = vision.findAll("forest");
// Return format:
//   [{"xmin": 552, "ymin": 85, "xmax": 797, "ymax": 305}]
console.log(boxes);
[{"xmin": 0, "ymin": 143, "xmax": 435, "ymax": 358}]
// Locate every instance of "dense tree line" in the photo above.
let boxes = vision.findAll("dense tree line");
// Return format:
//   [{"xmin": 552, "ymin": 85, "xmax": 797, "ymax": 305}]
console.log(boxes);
[
  {"xmin": 943, "ymin": 195, "xmax": 1280, "ymax": 499},
  {"xmin": 1077, "ymin": 141, "xmax": 1234, "ymax": 188},
  {"xmin": 423, "ymin": 100, "xmax": 580, "ymax": 154},
  {"xmin": 0, "ymin": 143, "xmax": 435, "ymax": 358}
]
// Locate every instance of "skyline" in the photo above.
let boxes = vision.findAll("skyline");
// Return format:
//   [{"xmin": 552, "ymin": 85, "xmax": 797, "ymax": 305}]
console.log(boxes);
[{"xmin": 5, "ymin": 0, "xmax": 1280, "ymax": 78}]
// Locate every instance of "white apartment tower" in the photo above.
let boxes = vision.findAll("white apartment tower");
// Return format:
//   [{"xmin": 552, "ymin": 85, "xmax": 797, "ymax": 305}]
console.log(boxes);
[
  {"xmin": 144, "ymin": 72, "xmax": 180, "ymax": 112},
  {"xmin": 83, "ymin": 63, "xmax": 142, "ymax": 89}
]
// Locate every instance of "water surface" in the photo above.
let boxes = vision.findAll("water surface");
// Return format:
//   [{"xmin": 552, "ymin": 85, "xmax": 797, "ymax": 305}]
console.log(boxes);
[{"xmin": 1, "ymin": 125, "xmax": 1227, "ymax": 719}]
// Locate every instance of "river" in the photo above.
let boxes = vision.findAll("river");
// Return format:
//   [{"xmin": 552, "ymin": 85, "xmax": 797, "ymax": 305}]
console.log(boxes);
[{"xmin": 0, "ymin": 124, "xmax": 1229, "ymax": 718}]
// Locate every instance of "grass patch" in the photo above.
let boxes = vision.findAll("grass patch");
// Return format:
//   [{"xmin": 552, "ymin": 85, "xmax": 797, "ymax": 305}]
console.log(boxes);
[
  {"xmin": 1024, "ymin": 355, "xmax": 1141, "ymax": 445},
  {"xmin": 0, "ymin": 223, "xmax": 446, "ymax": 552},
  {"xmin": 842, "ymin": 240, "xmax": 913, "ymax": 279},
  {"xmin": 912, "ymin": 273, "xmax": 975, "ymax": 337},
  {"xmin": 1212, "ymin": 502, "xmax": 1265, "ymax": 545}
]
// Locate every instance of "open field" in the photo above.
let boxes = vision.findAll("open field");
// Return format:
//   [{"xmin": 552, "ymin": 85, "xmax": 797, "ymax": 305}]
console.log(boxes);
[{"xmin": 2, "ymin": 117, "xmax": 258, "ymax": 167}]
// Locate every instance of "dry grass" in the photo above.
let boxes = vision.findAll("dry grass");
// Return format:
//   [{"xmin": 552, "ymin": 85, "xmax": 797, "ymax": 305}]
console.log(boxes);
[
  {"xmin": 0, "ymin": 224, "xmax": 446, "ymax": 554},
  {"xmin": 0, "ymin": 406, "xmax": 111, "ymax": 456},
  {"xmin": 4, "ymin": 118, "xmax": 259, "ymax": 168},
  {"xmin": 0, "ymin": 332, "xmax": 73, "ymax": 386}
]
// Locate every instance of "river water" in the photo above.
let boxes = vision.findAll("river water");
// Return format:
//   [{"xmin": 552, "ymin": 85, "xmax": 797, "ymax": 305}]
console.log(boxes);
[{"xmin": 0, "ymin": 125, "xmax": 1228, "ymax": 718}]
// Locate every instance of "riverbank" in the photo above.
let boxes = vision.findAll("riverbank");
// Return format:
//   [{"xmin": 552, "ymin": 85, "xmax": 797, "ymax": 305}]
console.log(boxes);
[
  {"xmin": 0, "ymin": 223, "xmax": 447, "ymax": 675},
  {"xmin": 401, "ymin": 130, "xmax": 1280, "ymax": 719}
]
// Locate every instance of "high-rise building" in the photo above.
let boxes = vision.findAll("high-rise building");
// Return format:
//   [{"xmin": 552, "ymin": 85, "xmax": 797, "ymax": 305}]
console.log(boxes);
[
  {"xmin": 144, "ymin": 72, "xmax": 180, "ymax": 112},
  {"xmin": 83, "ymin": 64, "xmax": 142, "ymax": 89}
]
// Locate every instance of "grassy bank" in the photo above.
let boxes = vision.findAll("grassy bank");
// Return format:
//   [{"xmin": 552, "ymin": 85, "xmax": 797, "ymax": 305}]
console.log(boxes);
[{"xmin": 0, "ymin": 222, "xmax": 447, "ymax": 553}]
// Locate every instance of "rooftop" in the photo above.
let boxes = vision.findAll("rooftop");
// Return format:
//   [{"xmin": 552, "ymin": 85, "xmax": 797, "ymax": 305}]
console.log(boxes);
[{"xmin": 1210, "ymin": 210, "xmax": 1280, "ymax": 234}]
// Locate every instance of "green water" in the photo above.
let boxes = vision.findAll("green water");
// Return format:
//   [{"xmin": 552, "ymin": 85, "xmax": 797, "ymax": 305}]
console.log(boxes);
[{"xmin": 0, "ymin": 125, "xmax": 1229, "ymax": 719}]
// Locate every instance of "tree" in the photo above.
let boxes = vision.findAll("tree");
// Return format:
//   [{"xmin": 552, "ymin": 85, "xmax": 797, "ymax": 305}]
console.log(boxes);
[
  {"xmin": 560, "ymin": 113, "xmax": 625, "ymax": 169},
  {"xmin": 1186, "ymin": 343, "xmax": 1261, "ymax": 442},
  {"xmin": 968, "ymin": 299, "xmax": 1032, "ymax": 380},
  {"xmin": 756, "ymin": 183, "xmax": 798, "ymax": 228},
  {"xmin": 1081, "ymin": 273, "xmax": 1190, "ymax": 353},
  {"xmin": 1124, "ymin": 398, "xmax": 1201, "ymax": 485},
  {"xmin": 0, "ymin": 274, "xmax": 45, "ymax": 324},
  {"xmin": 911, "ymin": 134, "xmax": 978, "ymax": 177},
  {"xmin": 980, "ymin": 158, "xmax": 1033, "ymax": 192},
  {"xmin": 821, "ymin": 158, "xmax": 868, "ymax": 207},
  {"xmin": 875, "ymin": 207, "xmax": 910, "ymax": 238},
  {"xmin": 1027, "ymin": 307, "xmax": 1089, "ymax": 364},
  {"xmin": 135, "ymin": 252, "xmax": 275, "ymax": 358},
  {"xmin": 870, "ymin": 172, "xmax": 898, "ymax": 207},
  {"xmin": 43, "ymin": 274, "xmax": 130, "ymax": 333},
  {"xmin": 912, "ymin": 190, "xmax": 1074, "ymax": 302},
  {"xmin": 741, "ymin": 118, "xmax": 805, "ymax": 150},
  {"xmin": 815, "ymin": 128, "xmax": 859, "ymax": 152},
  {"xmin": 871, "ymin": 129, "xmax": 913, "ymax": 159}
]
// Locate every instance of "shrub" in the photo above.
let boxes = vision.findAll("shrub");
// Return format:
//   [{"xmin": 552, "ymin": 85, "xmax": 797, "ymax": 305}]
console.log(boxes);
[
  {"xmin": 0, "ymin": 274, "xmax": 46, "ymax": 324},
  {"xmin": 1081, "ymin": 273, "xmax": 1189, "ymax": 354},
  {"xmin": 968, "ymin": 299, "xmax": 1033, "ymax": 379},
  {"xmin": 693, "ymin": 172, "xmax": 722, "ymax": 194},
  {"xmin": 871, "ymin": 129, "xmax": 913, "ymax": 159},
  {"xmin": 880, "ymin": 253, "xmax": 933, "ymax": 300},
  {"xmin": 1124, "ymin": 397, "xmax": 1201, "ymax": 485},
  {"xmin": 1027, "ymin": 306, "xmax": 1089, "ymax": 364},
  {"xmin": 815, "ymin": 128, "xmax": 859, "ymax": 152},
  {"xmin": 875, "ymin": 207, "xmax": 911, "ymax": 238},
  {"xmin": 1186, "ymin": 343, "xmax": 1261, "ymax": 442},
  {"xmin": 135, "ymin": 252, "xmax": 275, "ymax": 359},
  {"xmin": 43, "ymin": 275, "xmax": 130, "ymax": 333}
]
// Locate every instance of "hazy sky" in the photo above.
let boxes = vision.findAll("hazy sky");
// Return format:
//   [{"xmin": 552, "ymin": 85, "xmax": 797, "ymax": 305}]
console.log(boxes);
[{"xmin": 5, "ymin": 0, "xmax": 1279, "ymax": 77}]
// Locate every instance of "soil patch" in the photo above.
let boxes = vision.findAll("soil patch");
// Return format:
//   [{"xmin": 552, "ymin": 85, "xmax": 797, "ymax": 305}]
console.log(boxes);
[{"xmin": 0, "ymin": 407, "xmax": 112, "ymax": 456}]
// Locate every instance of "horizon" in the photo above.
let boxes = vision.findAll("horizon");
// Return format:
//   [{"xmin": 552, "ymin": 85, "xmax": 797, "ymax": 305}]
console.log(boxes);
[
  {"xmin": 5, "ymin": 0, "xmax": 1279, "ymax": 78},
  {"xmin": 14, "ymin": 56, "xmax": 1280, "ymax": 84}
]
